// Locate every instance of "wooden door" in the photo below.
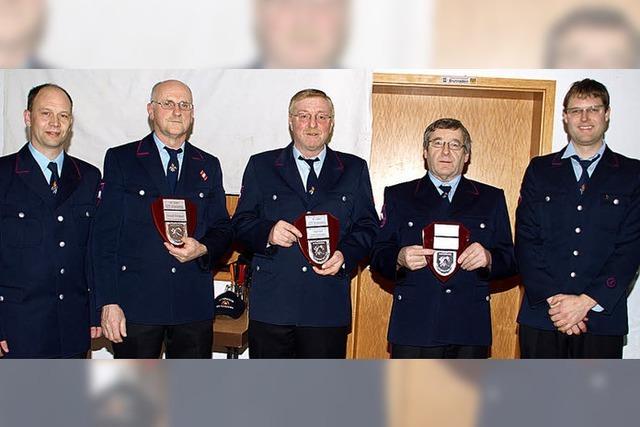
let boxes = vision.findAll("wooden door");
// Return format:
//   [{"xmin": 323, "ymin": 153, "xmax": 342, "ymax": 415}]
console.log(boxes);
[{"xmin": 347, "ymin": 74, "xmax": 555, "ymax": 358}]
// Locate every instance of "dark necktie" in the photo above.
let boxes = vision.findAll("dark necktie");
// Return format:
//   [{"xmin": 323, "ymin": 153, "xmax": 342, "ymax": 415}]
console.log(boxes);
[
  {"xmin": 299, "ymin": 156, "xmax": 319, "ymax": 196},
  {"xmin": 439, "ymin": 184, "xmax": 451, "ymax": 203},
  {"xmin": 571, "ymin": 154, "xmax": 600, "ymax": 195},
  {"xmin": 47, "ymin": 162, "xmax": 59, "ymax": 195},
  {"xmin": 165, "ymin": 147, "xmax": 182, "ymax": 194}
]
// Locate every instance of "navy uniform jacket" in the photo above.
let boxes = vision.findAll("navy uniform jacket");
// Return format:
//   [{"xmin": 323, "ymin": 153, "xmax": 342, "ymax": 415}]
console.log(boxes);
[
  {"xmin": 232, "ymin": 143, "xmax": 379, "ymax": 327},
  {"xmin": 516, "ymin": 146, "xmax": 640, "ymax": 335},
  {"xmin": 91, "ymin": 134, "xmax": 232, "ymax": 325},
  {"xmin": 370, "ymin": 175, "xmax": 517, "ymax": 347},
  {"xmin": 0, "ymin": 144, "xmax": 101, "ymax": 358}
]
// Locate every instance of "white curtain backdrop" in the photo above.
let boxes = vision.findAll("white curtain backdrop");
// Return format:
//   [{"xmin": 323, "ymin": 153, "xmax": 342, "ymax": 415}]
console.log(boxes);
[{"xmin": 1, "ymin": 69, "xmax": 373, "ymax": 194}]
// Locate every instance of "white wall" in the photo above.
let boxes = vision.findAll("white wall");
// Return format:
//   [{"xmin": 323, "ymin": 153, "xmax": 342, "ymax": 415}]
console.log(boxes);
[{"xmin": 39, "ymin": 0, "xmax": 433, "ymax": 68}]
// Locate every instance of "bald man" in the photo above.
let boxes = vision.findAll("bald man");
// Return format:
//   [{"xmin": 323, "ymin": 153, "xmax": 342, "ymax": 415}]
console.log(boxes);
[{"xmin": 92, "ymin": 80, "xmax": 232, "ymax": 358}]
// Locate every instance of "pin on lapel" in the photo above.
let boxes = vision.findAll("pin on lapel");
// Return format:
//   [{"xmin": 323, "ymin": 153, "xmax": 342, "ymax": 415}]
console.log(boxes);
[
  {"xmin": 309, "ymin": 186, "xmax": 315, "ymax": 195},
  {"xmin": 169, "ymin": 163, "xmax": 178, "ymax": 173},
  {"xmin": 200, "ymin": 170, "xmax": 208, "ymax": 181}
]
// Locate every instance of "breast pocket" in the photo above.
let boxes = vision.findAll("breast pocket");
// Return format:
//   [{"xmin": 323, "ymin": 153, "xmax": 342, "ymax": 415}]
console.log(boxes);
[
  {"xmin": 0, "ymin": 205, "xmax": 43, "ymax": 248},
  {"xmin": 598, "ymin": 192, "xmax": 630, "ymax": 232},
  {"xmin": 123, "ymin": 184, "xmax": 157, "ymax": 223},
  {"xmin": 72, "ymin": 204, "xmax": 96, "ymax": 246},
  {"xmin": 460, "ymin": 216, "xmax": 493, "ymax": 247},
  {"xmin": 0, "ymin": 286, "xmax": 27, "ymax": 304},
  {"xmin": 398, "ymin": 216, "xmax": 427, "ymax": 247},
  {"xmin": 185, "ymin": 186, "xmax": 211, "ymax": 221},
  {"xmin": 319, "ymin": 191, "xmax": 354, "ymax": 233},
  {"xmin": 534, "ymin": 191, "xmax": 568, "ymax": 238},
  {"xmin": 262, "ymin": 190, "xmax": 303, "ymax": 222}
]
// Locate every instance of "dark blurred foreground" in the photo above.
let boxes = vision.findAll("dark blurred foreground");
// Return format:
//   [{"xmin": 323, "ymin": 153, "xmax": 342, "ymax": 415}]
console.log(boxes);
[{"xmin": 0, "ymin": 361, "xmax": 639, "ymax": 427}]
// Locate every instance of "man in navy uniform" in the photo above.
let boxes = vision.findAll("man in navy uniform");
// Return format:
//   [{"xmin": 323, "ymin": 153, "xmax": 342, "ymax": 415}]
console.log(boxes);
[
  {"xmin": 232, "ymin": 88, "xmax": 378, "ymax": 358},
  {"xmin": 92, "ymin": 80, "xmax": 232, "ymax": 358},
  {"xmin": 516, "ymin": 78, "xmax": 640, "ymax": 358},
  {"xmin": 0, "ymin": 83, "xmax": 102, "ymax": 358},
  {"xmin": 370, "ymin": 118, "xmax": 517, "ymax": 358}
]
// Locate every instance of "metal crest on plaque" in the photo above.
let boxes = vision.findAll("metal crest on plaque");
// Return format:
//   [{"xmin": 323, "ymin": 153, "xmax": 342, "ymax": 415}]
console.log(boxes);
[
  {"xmin": 294, "ymin": 212, "xmax": 340, "ymax": 268},
  {"xmin": 309, "ymin": 239, "xmax": 330, "ymax": 264},
  {"xmin": 151, "ymin": 197, "xmax": 197, "ymax": 247},
  {"xmin": 422, "ymin": 222, "xmax": 470, "ymax": 283}
]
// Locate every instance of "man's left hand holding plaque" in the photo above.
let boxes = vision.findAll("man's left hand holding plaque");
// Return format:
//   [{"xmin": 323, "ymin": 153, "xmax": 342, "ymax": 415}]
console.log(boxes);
[
  {"xmin": 293, "ymin": 212, "xmax": 343, "ymax": 275},
  {"xmin": 152, "ymin": 197, "xmax": 207, "ymax": 263},
  {"xmin": 152, "ymin": 197, "xmax": 197, "ymax": 246}
]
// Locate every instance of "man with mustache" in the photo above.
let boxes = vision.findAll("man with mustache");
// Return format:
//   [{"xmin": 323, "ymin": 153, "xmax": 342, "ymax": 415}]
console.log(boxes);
[
  {"xmin": 0, "ymin": 83, "xmax": 102, "ymax": 358},
  {"xmin": 516, "ymin": 78, "xmax": 640, "ymax": 358},
  {"xmin": 92, "ymin": 80, "xmax": 232, "ymax": 358},
  {"xmin": 232, "ymin": 88, "xmax": 378, "ymax": 358},
  {"xmin": 370, "ymin": 118, "xmax": 516, "ymax": 358}
]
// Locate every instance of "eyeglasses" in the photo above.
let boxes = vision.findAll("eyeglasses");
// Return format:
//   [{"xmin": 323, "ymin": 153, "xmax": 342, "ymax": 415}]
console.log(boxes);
[
  {"xmin": 151, "ymin": 100, "xmax": 194, "ymax": 111},
  {"xmin": 428, "ymin": 139, "xmax": 466, "ymax": 151},
  {"xmin": 291, "ymin": 112, "xmax": 333, "ymax": 123},
  {"xmin": 565, "ymin": 105, "xmax": 606, "ymax": 117}
]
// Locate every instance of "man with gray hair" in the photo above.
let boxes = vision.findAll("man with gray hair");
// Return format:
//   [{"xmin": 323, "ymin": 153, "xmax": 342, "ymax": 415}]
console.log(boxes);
[
  {"xmin": 92, "ymin": 79, "xmax": 232, "ymax": 358},
  {"xmin": 233, "ymin": 88, "xmax": 378, "ymax": 358},
  {"xmin": 371, "ymin": 118, "xmax": 517, "ymax": 358}
]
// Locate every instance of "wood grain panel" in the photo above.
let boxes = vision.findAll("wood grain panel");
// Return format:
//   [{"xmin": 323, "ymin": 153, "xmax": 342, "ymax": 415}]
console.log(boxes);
[
  {"xmin": 432, "ymin": 0, "xmax": 640, "ymax": 67},
  {"xmin": 213, "ymin": 194, "xmax": 239, "ymax": 282},
  {"xmin": 387, "ymin": 361, "xmax": 480, "ymax": 427},
  {"xmin": 350, "ymin": 74, "xmax": 555, "ymax": 359}
]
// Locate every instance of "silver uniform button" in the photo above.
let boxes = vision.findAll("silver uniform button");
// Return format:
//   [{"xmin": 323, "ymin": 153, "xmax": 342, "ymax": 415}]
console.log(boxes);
[
  {"xmin": 480, "ymin": 223, "xmax": 486, "ymax": 229},
  {"xmin": 575, "ymin": 227, "xmax": 581, "ymax": 234},
  {"xmin": 59, "ymin": 241, "xmax": 65, "ymax": 248},
  {"xmin": 58, "ymin": 294, "xmax": 64, "ymax": 300},
  {"xmin": 139, "ymin": 189, "xmax": 145, "ymax": 196},
  {"xmin": 577, "ymin": 205, "xmax": 583, "ymax": 211},
  {"xmin": 57, "ymin": 215, "xmax": 64, "ymax": 222},
  {"xmin": 613, "ymin": 199, "xmax": 620, "ymax": 205},
  {"xmin": 256, "ymin": 265, "xmax": 260, "ymax": 271},
  {"xmin": 445, "ymin": 288, "xmax": 452, "ymax": 294},
  {"xmin": 60, "ymin": 268, "xmax": 65, "ymax": 275},
  {"xmin": 573, "ymin": 250, "xmax": 579, "ymax": 256},
  {"xmin": 341, "ymin": 195, "xmax": 347, "ymax": 202},
  {"xmin": 306, "ymin": 211, "xmax": 311, "ymax": 214},
  {"xmin": 272, "ymin": 194, "xmax": 277, "ymax": 200},
  {"xmin": 397, "ymin": 295, "xmax": 402, "ymax": 301},
  {"xmin": 485, "ymin": 296, "xmax": 490, "ymax": 301},
  {"xmin": 0, "ymin": 296, "xmax": 4, "ymax": 302},
  {"xmin": 302, "ymin": 266, "xmax": 308, "ymax": 272},
  {"xmin": 121, "ymin": 265, "xmax": 127, "ymax": 271},
  {"xmin": 18, "ymin": 212, "xmax": 25, "ymax": 218},
  {"xmin": 171, "ymin": 267, "xmax": 177, "ymax": 273},
  {"xmin": 545, "ymin": 196, "xmax": 551, "ymax": 202},
  {"xmin": 570, "ymin": 272, "xmax": 576, "ymax": 278},
  {"xmin": 408, "ymin": 221, "xmax": 414, "ymax": 227},
  {"xmin": 85, "ymin": 211, "xmax": 90, "ymax": 217},
  {"xmin": 199, "ymin": 192, "xmax": 205, "ymax": 198}
]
